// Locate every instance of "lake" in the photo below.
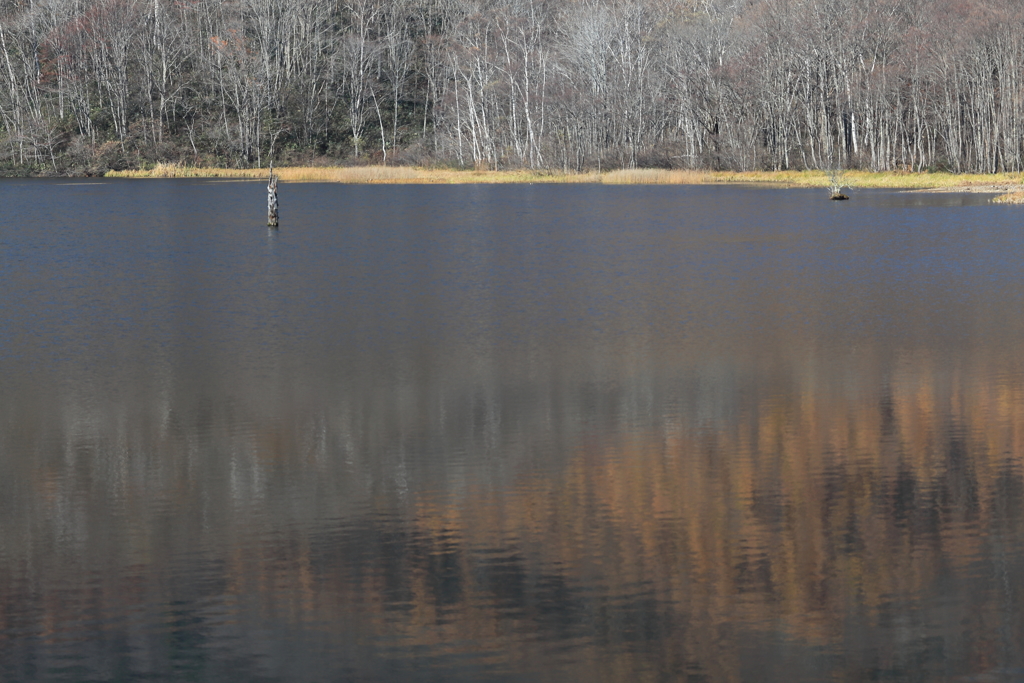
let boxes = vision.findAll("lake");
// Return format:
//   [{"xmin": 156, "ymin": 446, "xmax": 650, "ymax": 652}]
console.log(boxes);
[{"xmin": 1, "ymin": 180, "xmax": 1023, "ymax": 682}]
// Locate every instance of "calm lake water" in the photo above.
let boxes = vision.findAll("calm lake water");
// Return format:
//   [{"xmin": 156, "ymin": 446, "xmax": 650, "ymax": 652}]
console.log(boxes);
[{"xmin": 1, "ymin": 180, "xmax": 1024, "ymax": 682}]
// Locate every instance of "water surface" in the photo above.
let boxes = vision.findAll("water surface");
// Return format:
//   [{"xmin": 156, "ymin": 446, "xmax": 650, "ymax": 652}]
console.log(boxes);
[{"xmin": 2, "ymin": 181, "xmax": 1024, "ymax": 682}]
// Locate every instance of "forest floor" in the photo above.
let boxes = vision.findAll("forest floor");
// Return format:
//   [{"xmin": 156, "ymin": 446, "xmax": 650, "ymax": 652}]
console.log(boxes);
[{"xmin": 104, "ymin": 164, "xmax": 1024, "ymax": 200}]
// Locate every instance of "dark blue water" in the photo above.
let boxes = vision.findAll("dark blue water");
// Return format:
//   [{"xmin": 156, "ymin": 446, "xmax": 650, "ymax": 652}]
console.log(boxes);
[{"xmin": 2, "ymin": 180, "xmax": 1024, "ymax": 682}]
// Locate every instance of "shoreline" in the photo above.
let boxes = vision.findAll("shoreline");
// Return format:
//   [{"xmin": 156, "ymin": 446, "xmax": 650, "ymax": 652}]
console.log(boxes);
[{"xmin": 102, "ymin": 164, "xmax": 1024, "ymax": 197}]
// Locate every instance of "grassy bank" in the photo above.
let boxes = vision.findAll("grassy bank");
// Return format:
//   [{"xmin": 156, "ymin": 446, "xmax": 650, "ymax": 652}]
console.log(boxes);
[{"xmin": 105, "ymin": 163, "xmax": 1024, "ymax": 190}]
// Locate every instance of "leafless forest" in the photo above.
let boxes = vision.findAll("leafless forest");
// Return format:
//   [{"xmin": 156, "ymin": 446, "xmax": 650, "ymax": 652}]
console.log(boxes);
[{"xmin": 0, "ymin": 0, "xmax": 1021, "ymax": 173}]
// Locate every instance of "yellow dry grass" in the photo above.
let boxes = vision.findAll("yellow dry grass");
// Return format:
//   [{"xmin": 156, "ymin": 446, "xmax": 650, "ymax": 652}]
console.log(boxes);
[
  {"xmin": 708, "ymin": 169, "xmax": 1024, "ymax": 189},
  {"xmin": 107, "ymin": 163, "xmax": 593, "ymax": 183},
  {"xmin": 106, "ymin": 163, "xmax": 1024, "ymax": 190},
  {"xmin": 993, "ymin": 190, "xmax": 1024, "ymax": 204},
  {"xmin": 602, "ymin": 168, "xmax": 710, "ymax": 184}
]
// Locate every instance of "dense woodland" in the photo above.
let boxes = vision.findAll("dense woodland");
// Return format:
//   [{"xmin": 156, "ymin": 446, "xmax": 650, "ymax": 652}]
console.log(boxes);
[{"xmin": 0, "ymin": 0, "xmax": 1022, "ymax": 173}]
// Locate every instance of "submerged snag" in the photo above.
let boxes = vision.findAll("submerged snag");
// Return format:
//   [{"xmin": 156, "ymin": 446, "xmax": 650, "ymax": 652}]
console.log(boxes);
[
  {"xmin": 826, "ymin": 165, "xmax": 850, "ymax": 200},
  {"xmin": 268, "ymin": 163, "xmax": 279, "ymax": 227}
]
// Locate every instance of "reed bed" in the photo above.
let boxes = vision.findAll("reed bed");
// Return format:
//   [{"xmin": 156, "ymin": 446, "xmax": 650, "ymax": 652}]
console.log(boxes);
[
  {"xmin": 108, "ymin": 163, "xmax": 263, "ymax": 179},
  {"xmin": 275, "ymin": 166, "xmax": 423, "ymax": 182},
  {"xmin": 602, "ymin": 168, "xmax": 709, "ymax": 184},
  {"xmin": 107, "ymin": 163, "xmax": 592, "ymax": 183},
  {"xmin": 709, "ymin": 169, "xmax": 1024, "ymax": 188},
  {"xmin": 106, "ymin": 164, "xmax": 1024, "ymax": 191},
  {"xmin": 993, "ymin": 190, "xmax": 1024, "ymax": 204}
]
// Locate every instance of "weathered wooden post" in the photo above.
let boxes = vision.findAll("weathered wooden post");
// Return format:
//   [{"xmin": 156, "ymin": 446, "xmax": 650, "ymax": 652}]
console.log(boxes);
[{"xmin": 267, "ymin": 162, "xmax": 279, "ymax": 227}]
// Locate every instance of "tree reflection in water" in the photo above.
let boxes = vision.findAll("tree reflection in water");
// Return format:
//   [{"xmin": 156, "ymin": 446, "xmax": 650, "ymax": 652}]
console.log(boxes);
[{"xmin": 2, "ymin": 342, "xmax": 1024, "ymax": 682}]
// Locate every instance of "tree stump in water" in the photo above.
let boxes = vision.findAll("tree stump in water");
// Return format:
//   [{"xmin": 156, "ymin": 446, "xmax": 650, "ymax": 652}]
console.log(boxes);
[
  {"xmin": 830, "ymin": 192, "xmax": 849, "ymax": 201},
  {"xmin": 267, "ymin": 164, "xmax": 279, "ymax": 227}
]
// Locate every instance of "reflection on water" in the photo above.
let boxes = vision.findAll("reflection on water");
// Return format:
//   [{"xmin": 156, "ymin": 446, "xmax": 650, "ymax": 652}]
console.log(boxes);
[{"xmin": 1, "ymin": 181, "xmax": 1024, "ymax": 681}]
